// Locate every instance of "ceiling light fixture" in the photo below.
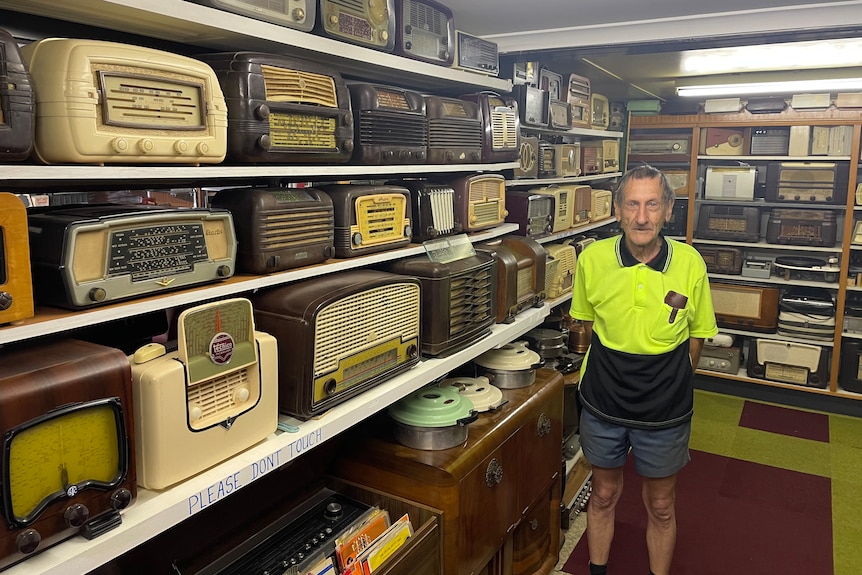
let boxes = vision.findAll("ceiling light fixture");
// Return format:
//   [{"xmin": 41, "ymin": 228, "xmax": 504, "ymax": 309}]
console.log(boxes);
[{"xmin": 676, "ymin": 78, "xmax": 862, "ymax": 98}]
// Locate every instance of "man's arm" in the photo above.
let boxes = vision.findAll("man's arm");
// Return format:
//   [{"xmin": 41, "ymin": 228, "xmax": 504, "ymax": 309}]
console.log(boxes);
[{"xmin": 689, "ymin": 337, "xmax": 705, "ymax": 368}]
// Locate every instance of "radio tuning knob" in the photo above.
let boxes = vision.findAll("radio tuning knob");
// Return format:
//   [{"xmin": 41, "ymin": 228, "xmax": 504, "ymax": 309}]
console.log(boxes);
[
  {"xmin": 352, "ymin": 232, "xmax": 363, "ymax": 246},
  {"xmin": 324, "ymin": 501, "xmax": 343, "ymax": 520},
  {"xmin": 0, "ymin": 292, "xmax": 12, "ymax": 310},
  {"xmin": 217, "ymin": 265, "xmax": 232, "ymax": 277},
  {"xmin": 258, "ymin": 134, "xmax": 272, "ymax": 151},
  {"xmin": 380, "ymin": 30, "xmax": 389, "ymax": 42},
  {"xmin": 110, "ymin": 488, "xmax": 133, "ymax": 511},
  {"xmin": 344, "ymin": 139, "xmax": 354, "ymax": 153},
  {"xmin": 255, "ymin": 104, "xmax": 270, "ymax": 121},
  {"xmin": 197, "ymin": 142, "xmax": 210, "ymax": 156},
  {"xmin": 111, "ymin": 137, "xmax": 129, "ymax": 153},
  {"xmin": 292, "ymin": 7, "xmax": 305, "ymax": 21},
  {"xmin": 174, "ymin": 140, "xmax": 189, "ymax": 154},
  {"xmin": 64, "ymin": 503, "xmax": 90, "ymax": 528},
  {"xmin": 189, "ymin": 403, "xmax": 203, "ymax": 422},
  {"xmin": 138, "ymin": 138, "xmax": 154, "ymax": 154},
  {"xmin": 405, "ymin": 41, "xmax": 412, "ymax": 50},
  {"xmin": 329, "ymin": 14, "xmax": 338, "ymax": 25},
  {"xmin": 89, "ymin": 287, "xmax": 107, "ymax": 303},
  {"xmin": 15, "ymin": 529, "xmax": 40, "ymax": 555},
  {"xmin": 234, "ymin": 386, "xmax": 250, "ymax": 404}
]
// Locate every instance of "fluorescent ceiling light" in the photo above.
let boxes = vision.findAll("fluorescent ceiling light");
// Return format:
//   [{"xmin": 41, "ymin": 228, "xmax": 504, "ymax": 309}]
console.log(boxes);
[
  {"xmin": 681, "ymin": 38, "xmax": 862, "ymax": 74},
  {"xmin": 677, "ymin": 78, "xmax": 862, "ymax": 97}
]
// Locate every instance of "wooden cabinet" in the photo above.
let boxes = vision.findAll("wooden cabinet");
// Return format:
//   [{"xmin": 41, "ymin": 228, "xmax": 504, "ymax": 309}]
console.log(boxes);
[{"xmin": 330, "ymin": 369, "xmax": 564, "ymax": 575}]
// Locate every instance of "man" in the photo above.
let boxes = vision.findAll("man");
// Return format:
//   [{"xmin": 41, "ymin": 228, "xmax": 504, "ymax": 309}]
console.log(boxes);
[{"xmin": 569, "ymin": 165, "xmax": 718, "ymax": 575}]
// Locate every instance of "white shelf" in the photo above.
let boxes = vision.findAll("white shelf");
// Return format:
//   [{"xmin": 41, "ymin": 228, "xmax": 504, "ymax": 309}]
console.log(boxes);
[
  {"xmin": 707, "ymin": 272, "xmax": 839, "ymax": 290},
  {"xmin": 697, "ymin": 155, "xmax": 852, "ymax": 161},
  {"xmin": 5, "ymin": 304, "xmax": 550, "ymax": 575},
  {"xmin": 534, "ymin": 217, "xmax": 617, "ymax": 244},
  {"xmin": 521, "ymin": 125, "xmax": 625, "ymax": 139},
  {"xmin": 506, "ymin": 172, "xmax": 622, "ymax": 187},
  {"xmin": 0, "ymin": 0, "xmax": 513, "ymax": 94},
  {"xmin": 714, "ymin": 326, "xmax": 835, "ymax": 348},
  {"xmin": 692, "ymin": 238, "xmax": 842, "ymax": 253}
]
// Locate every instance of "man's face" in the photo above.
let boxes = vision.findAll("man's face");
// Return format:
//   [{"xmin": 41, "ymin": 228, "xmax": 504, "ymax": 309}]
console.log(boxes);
[{"xmin": 614, "ymin": 176, "xmax": 673, "ymax": 249}]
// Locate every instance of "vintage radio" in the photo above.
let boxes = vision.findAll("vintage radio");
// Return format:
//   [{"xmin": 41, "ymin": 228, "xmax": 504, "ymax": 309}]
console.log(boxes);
[
  {"xmin": 750, "ymin": 127, "xmax": 791, "ymax": 155},
  {"xmin": 703, "ymin": 97, "xmax": 742, "ymax": 114},
  {"xmin": 319, "ymin": 0, "xmax": 396, "ymax": 51},
  {"xmin": 696, "ymin": 246, "xmax": 743, "ymax": 274},
  {"xmin": 765, "ymin": 208, "xmax": 837, "ymax": 247},
  {"xmin": 590, "ymin": 93, "xmax": 609, "ymax": 129},
  {"xmin": 475, "ymin": 236, "xmax": 546, "ymax": 323},
  {"xmin": 565, "ymin": 73, "xmax": 591, "ymax": 128},
  {"xmin": 747, "ymin": 339, "xmax": 829, "ymax": 388},
  {"xmin": 537, "ymin": 139, "xmax": 557, "ymax": 178},
  {"xmin": 664, "ymin": 169, "xmax": 690, "ymax": 197},
  {"xmin": 572, "ymin": 235, "xmax": 595, "ymax": 255},
  {"xmin": 210, "ymin": 187, "xmax": 335, "ymax": 274},
  {"xmin": 505, "ymin": 190, "xmax": 553, "ymax": 237},
  {"xmin": 129, "ymin": 298, "xmax": 277, "ymax": 489},
  {"xmin": 21, "ymin": 38, "xmax": 227, "ymax": 164},
  {"xmin": 511, "ymin": 84, "xmax": 548, "ymax": 128},
  {"xmin": 765, "ymin": 161, "xmax": 847, "ymax": 204},
  {"xmin": 697, "ymin": 346, "xmax": 742, "ymax": 375},
  {"xmin": 695, "ymin": 204, "xmax": 761, "ymax": 242},
  {"xmin": 514, "ymin": 135, "xmax": 539, "ymax": 179},
  {"xmin": 0, "ymin": 194, "xmax": 33, "ymax": 325},
  {"xmin": 544, "ymin": 242, "xmax": 576, "ymax": 299},
  {"xmin": 590, "ymin": 189, "xmax": 613, "ymax": 222},
  {"xmin": 600, "ymin": 139, "xmax": 620, "ymax": 173},
  {"xmin": 547, "ymin": 99, "xmax": 572, "ymax": 130},
  {"xmin": 580, "ymin": 141, "xmax": 603, "ymax": 175},
  {"xmin": 538, "ymin": 68, "xmax": 563, "ymax": 101},
  {"xmin": 710, "ymin": 282, "xmax": 779, "ymax": 332},
  {"xmin": 702, "ymin": 127, "xmax": 744, "ymax": 155},
  {"xmin": 394, "ymin": 0, "xmax": 454, "ymax": 65},
  {"xmin": 571, "ymin": 185, "xmax": 593, "ymax": 226},
  {"xmin": 385, "ymin": 252, "xmax": 496, "ymax": 356},
  {"xmin": 552, "ymin": 143, "xmax": 581, "ymax": 178},
  {"xmin": 778, "ymin": 310, "xmax": 835, "ymax": 340},
  {"xmin": 626, "ymin": 99, "xmax": 662, "ymax": 115},
  {"xmin": 0, "ymin": 339, "xmax": 136, "ymax": 570},
  {"xmin": 453, "ymin": 30, "xmax": 498, "ymax": 75},
  {"xmin": 511, "ymin": 61, "xmax": 539, "ymax": 86},
  {"xmin": 348, "ymin": 82, "xmax": 428, "ymax": 164},
  {"xmin": 459, "ymin": 91, "xmax": 519, "ymax": 162},
  {"xmin": 790, "ymin": 93, "xmax": 831, "ymax": 110},
  {"xmin": 319, "ymin": 184, "xmax": 412, "ymax": 257},
  {"xmin": 252, "ymin": 270, "xmax": 421, "ymax": 418},
  {"xmin": 772, "ymin": 255, "xmax": 839, "ymax": 282},
  {"xmin": 662, "ymin": 199, "xmax": 688, "ymax": 236},
  {"xmin": 533, "ymin": 184, "xmax": 574, "ymax": 232},
  {"xmin": 188, "ymin": 0, "xmax": 315, "ymax": 30},
  {"xmin": 198, "ymin": 51, "xmax": 353, "ymax": 164},
  {"xmin": 0, "ymin": 28, "xmax": 34, "ymax": 161},
  {"xmin": 704, "ymin": 166, "xmax": 757, "ymax": 200},
  {"xmin": 390, "ymin": 180, "xmax": 458, "ymax": 242},
  {"xmin": 424, "ymin": 95, "xmax": 483, "ymax": 164},
  {"xmin": 742, "ymin": 258, "xmax": 773, "ymax": 279},
  {"xmin": 628, "ymin": 134, "xmax": 691, "ymax": 163},
  {"xmin": 746, "ymin": 97, "xmax": 787, "ymax": 114},
  {"xmin": 28, "ymin": 205, "xmax": 237, "ymax": 309},
  {"xmin": 449, "ymin": 173, "xmax": 507, "ymax": 232},
  {"xmin": 839, "ymin": 340, "xmax": 862, "ymax": 393}
]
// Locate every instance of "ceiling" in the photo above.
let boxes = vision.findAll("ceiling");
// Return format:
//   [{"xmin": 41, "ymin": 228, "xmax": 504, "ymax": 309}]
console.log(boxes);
[{"xmin": 447, "ymin": 0, "xmax": 862, "ymax": 103}]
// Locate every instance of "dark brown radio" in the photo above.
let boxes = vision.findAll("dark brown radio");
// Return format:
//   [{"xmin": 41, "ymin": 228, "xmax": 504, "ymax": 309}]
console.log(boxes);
[
  {"xmin": 251, "ymin": 270, "xmax": 421, "ymax": 418},
  {"xmin": 662, "ymin": 199, "xmax": 688, "ymax": 237},
  {"xmin": 765, "ymin": 209, "xmax": 837, "ymax": 247},
  {"xmin": 695, "ymin": 204, "xmax": 761, "ymax": 242},
  {"xmin": 695, "ymin": 246, "xmax": 743, "ymax": 274},
  {"xmin": 390, "ymin": 180, "xmax": 460, "ymax": 242},
  {"xmin": 475, "ymin": 236, "xmax": 547, "ymax": 323},
  {"xmin": 627, "ymin": 134, "xmax": 691, "ymax": 163},
  {"xmin": 547, "ymin": 99, "xmax": 572, "ymax": 130},
  {"xmin": 348, "ymin": 83, "xmax": 428, "ymax": 164},
  {"xmin": 710, "ymin": 282, "xmax": 779, "ymax": 332},
  {"xmin": 197, "ymin": 51, "xmax": 353, "ymax": 164},
  {"xmin": 746, "ymin": 339, "xmax": 828, "ymax": 389},
  {"xmin": 424, "ymin": 95, "xmax": 483, "ymax": 164},
  {"xmin": 459, "ymin": 92, "xmax": 520, "ymax": 163},
  {"xmin": 504, "ymin": 190, "xmax": 553, "ymax": 237},
  {"xmin": 384, "ymin": 252, "xmax": 496, "ymax": 357},
  {"xmin": 512, "ymin": 84, "xmax": 549, "ymax": 128},
  {"xmin": 319, "ymin": 184, "xmax": 412, "ymax": 258},
  {"xmin": 319, "ymin": 0, "xmax": 396, "ymax": 51},
  {"xmin": 394, "ymin": 0, "xmax": 454, "ymax": 65},
  {"xmin": 0, "ymin": 339, "xmax": 136, "ymax": 571},
  {"xmin": 449, "ymin": 173, "xmax": 507, "ymax": 232},
  {"xmin": 839, "ymin": 340, "xmax": 862, "ymax": 393},
  {"xmin": 209, "ymin": 187, "xmax": 335, "ymax": 274},
  {"xmin": 0, "ymin": 27, "xmax": 34, "ymax": 161},
  {"xmin": 514, "ymin": 135, "xmax": 539, "ymax": 179},
  {"xmin": 765, "ymin": 161, "xmax": 848, "ymax": 204}
]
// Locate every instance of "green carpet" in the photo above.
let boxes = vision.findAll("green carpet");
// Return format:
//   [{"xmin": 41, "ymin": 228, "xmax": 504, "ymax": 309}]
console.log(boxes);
[{"xmin": 690, "ymin": 390, "xmax": 862, "ymax": 574}]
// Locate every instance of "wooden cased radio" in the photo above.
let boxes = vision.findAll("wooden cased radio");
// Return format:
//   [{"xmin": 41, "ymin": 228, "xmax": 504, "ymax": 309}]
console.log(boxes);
[
  {"xmin": 210, "ymin": 187, "xmax": 335, "ymax": 274},
  {"xmin": 391, "ymin": 180, "xmax": 460, "ymax": 242},
  {"xmin": 696, "ymin": 246, "xmax": 744, "ymax": 275},
  {"xmin": 475, "ymin": 236, "xmax": 547, "ymax": 323},
  {"xmin": 0, "ymin": 339, "xmax": 136, "ymax": 570},
  {"xmin": 252, "ymin": 270, "xmax": 421, "ymax": 418},
  {"xmin": 533, "ymin": 184, "xmax": 575, "ymax": 232},
  {"xmin": 544, "ymin": 242, "xmax": 576, "ymax": 299},
  {"xmin": 28, "ymin": 205, "xmax": 237, "ymax": 309},
  {"xmin": 0, "ymin": 193, "xmax": 34, "ymax": 324},
  {"xmin": 188, "ymin": 0, "xmax": 315, "ymax": 30},
  {"xmin": 628, "ymin": 134, "xmax": 691, "ymax": 163},
  {"xmin": 459, "ymin": 92, "xmax": 520, "ymax": 163},
  {"xmin": 504, "ymin": 190, "xmax": 553, "ymax": 237},
  {"xmin": 695, "ymin": 204, "xmax": 761, "ymax": 242},
  {"xmin": 765, "ymin": 161, "xmax": 848, "ymax": 204},
  {"xmin": 450, "ymin": 173, "xmax": 507, "ymax": 232},
  {"xmin": 385, "ymin": 252, "xmax": 497, "ymax": 357},
  {"xmin": 580, "ymin": 141, "xmax": 603, "ymax": 175},
  {"xmin": 319, "ymin": 0, "xmax": 396, "ymax": 51},
  {"xmin": 571, "ymin": 184, "xmax": 593, "ymax": 226},
  {"xmin": 348, "ymin": 83, "xmax": 428, "ymax": 164},
  {"xmin": 710, "ymin": 282, "xmax": 780, "ymax": 332},
  {"xmin": 129, "ymin": 298, "xmax": 278, "ymax": 489},
  {"xmin": 424, "ymin": 95, "xmax": 483, "ymax": 164},
  {"xmin": 0, "ymin": 27, "xmax": 34, "ymax": 161},
  {"xmin": 198, "ymin": 51, "xmax": 354, "ymax": 164},
  {"xmin": 765, "ymin": 208, "xmax": 837, "ymax": 247},
  {"xmin": 320, "ymin": 184, "xmax": 412, "ymax": 257},
  {"xmin": 839, "ymin": 339, "xmax": 862, "ymax": 393},
  {"xmin": 394, "ymin": 0, "xmax": 454, "ymax": 65},
  {"xmin": 21, "ymin": 38, "xmax": 227, "ymax": 164},
  {"xmin": 662, "ymin": 199, "xmax": 688, "ymax": 237},
  {"xmin": 590, "ymin": 93, "xmax": 609, "ymax": 129}
]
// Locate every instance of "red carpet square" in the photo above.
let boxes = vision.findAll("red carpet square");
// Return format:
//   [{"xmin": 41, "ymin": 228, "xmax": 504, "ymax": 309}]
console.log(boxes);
[
  {"xmin": 738, "ymin": 401, "xmax": 830, "ymax": 442},
  {"xmin": 563, "ymin": 450, "xmax": 833, "ymax": 575}
]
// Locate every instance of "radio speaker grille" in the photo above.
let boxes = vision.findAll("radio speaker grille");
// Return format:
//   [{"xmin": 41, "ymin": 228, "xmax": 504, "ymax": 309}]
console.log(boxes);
[
  {"xmin": 257, "ymin": 208, "xmax": 334, "ymax": 250},
  {"xmin": 187, "ymin": 367, "xmax": 251, "ymax": 430},
  {"xmin": 314, "ymin": 283, "xmax": 420, "ymax": 375},
  {"xmin": 490, "ymin": 109, "xmax": 518, "ymax": 149},
  {"xmin": 261, "ymin": 65, "xmax": 338, "ymax": 107},
  {"xmin": 359, "ymin": 111, "xmax": 428, "ymax": 146},
  {"xmin": 330, "ymin": 0, "xmax": 365, "ymax": 10},
  {"xmin": 428, "ymin": 119, "xmax": 482, "ymax": 147},
  {"xmin": 449, "ymin": 266, "xmax": 494, "ymax": 336},
  {"xmin": 469, "ymin": 177, "xmax": 504, "ymax": 203},
  {"xmin": 407, "ymin": 0, "xmax": 444, "ymax": 33}
]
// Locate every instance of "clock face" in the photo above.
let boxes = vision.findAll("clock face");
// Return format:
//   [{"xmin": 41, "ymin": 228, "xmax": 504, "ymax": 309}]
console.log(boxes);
[{"xmin": 6, "ymin": 400, "xmax": 123, "ymax": 524}]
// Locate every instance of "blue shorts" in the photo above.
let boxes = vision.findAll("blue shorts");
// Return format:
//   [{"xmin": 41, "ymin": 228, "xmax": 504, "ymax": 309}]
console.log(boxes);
[{"xmin": 579, "ymin": 409, "xmax": 691, "ymax": 478}]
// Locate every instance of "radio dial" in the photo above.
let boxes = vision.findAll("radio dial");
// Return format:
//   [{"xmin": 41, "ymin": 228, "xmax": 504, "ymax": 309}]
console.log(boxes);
[
  {"xmin": 292, "ymin": 7, "xmax": 305, "ymax": 21},
  {"xmin": 0, "ymin": 292, "xmax": 12, "ymax": 310},
  {"xmin": 15, "ymin": 529, "xmax": 40, "ymax": 555},
  {"xmin": 258, "ymin": 134, "xmax": 272, "ymax": 151},
  {"xmin": 405, "ymin": 41, "xmax": 412, "ymax": 50},
  {"xmin": 197, "ymin": 142, "xmax": 210, "ymax": 155},
  {"xmin": 352, "ymin": 232, "xmax": 363, "ymax": 246},
  {"xmin": 255, "ymin": 104, "xmax": 270, "ymax": 120},
  {"xmin": 64, "ymin": 503, "xmax": 90, "ymax": 528},
  {"xmin": 174, "ymin": 140, "xmax": 189, "ymax": 154},
  {"xmin": 111, "ymin": 137, "xmax": 129, "ymax": 153},
  {"xmin": 138, "ymin": 139, "xmax": 154, "ymax": 154},
  {"xmin": 217, "ymin": 264, "xmax": 232, "ymax": 277},
  {"xmin": 89, "ymin": 287, "xmax": 107, "ymax": 303},
  {"xmin": 110, "ymin": 488, "xmax": 133, "ymax": 510}
]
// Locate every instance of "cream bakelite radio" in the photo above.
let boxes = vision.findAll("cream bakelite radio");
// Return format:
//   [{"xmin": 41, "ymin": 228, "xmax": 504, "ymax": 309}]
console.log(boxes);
[
  {"xmin": 21, "ymin": 38, "xmax": 227, "ymax": 164},
  {"xmin": 553, "ymin": 143, "xmax": 581, "ymax": 177},
  {"xmin": 129, "ymin": 298, "xmax": 278, "ymax": 490},
  {"xmin": 533, "ymin": 184, "xmax": 575, "ymax": 232},
  {"xmin": 590, "ymin": 188, "xmax": 613, "ymax": 222},
  {"xmin": 544, "ymin": 242, "xmax": 576, "ymax": 299}
]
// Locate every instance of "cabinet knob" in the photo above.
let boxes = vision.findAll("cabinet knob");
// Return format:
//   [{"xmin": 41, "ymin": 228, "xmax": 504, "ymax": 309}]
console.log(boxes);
[{"xmin": 485, "ymin": 458, "xmax": 503, "ymax": 487}]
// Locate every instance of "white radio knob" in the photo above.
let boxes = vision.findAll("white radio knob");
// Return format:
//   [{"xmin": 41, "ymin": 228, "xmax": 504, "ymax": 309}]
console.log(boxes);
[
  {"xmin": 234, "ymin": 387, "xmax": 250, "ymax": 404},
  {"xmin": 197, "ymin": 142, "xmax": 210, "ymax": 155},
  {"xmin": 188, "ymin": 403, "xmax": 203, "ymax": 422},
  {"xmin": 111, "ymin": 137, "xmax": 129, "ymax": 153},
  {"xmin": 174, "ymin": 140, "xmax": 189, "ymax": 154},
  {"xmin": 138, "ymin": 138, "xmax": 154, "ymax": 153},
  {"xmin": 708, "ymin": 360, "xmax": 715, "ymax": 366}
]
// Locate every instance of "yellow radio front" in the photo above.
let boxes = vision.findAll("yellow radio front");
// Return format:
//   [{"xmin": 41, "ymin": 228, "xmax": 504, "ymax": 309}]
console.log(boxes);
[{"xmin": 21, "ymin": 38, "xmax": 228, "ymax": 164}]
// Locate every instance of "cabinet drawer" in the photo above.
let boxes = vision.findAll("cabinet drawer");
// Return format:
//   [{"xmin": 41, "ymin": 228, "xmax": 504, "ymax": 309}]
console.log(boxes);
[
  {"xmin": 515, "ymin": 384, "xmax": 564, "ymax": 511},
  {"xmin": 512, "ymin": 486, "xmax": 558, "ymax": 575}
]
